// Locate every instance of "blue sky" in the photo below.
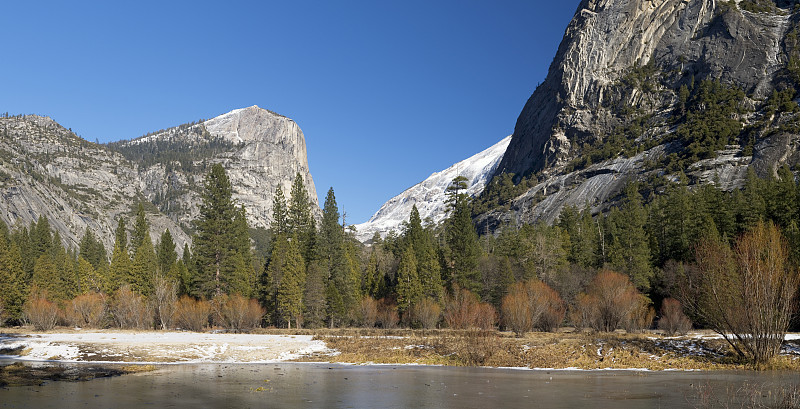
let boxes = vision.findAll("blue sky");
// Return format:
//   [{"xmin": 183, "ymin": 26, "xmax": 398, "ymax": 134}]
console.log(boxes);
[{"xmin": 1, "ymin": 1, "xmax": 578, "ymax": 224}]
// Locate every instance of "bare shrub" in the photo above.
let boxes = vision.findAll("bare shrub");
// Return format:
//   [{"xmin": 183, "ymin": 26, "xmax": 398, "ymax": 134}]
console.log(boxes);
[
  {"xmin": 152, "ymin": 275, "xmax": 177, "ymax": 330},
  {"xmin": 112, "ymin": 285, "xmax": 153, "ymax": 329},
  {"xmin": 376, "ymin": 298, "xmax": 399, "ymax": 329},
  {"xmin": 444, "ymin": 287, "xmax": 496, "ymax": 330},
  {"xmin": 174, "ymin": 296, "xmax": 211, "ymax": 332},
  {"xmin": 574, "ymin": 270, "xmax": 652, "ymax": 332},
  {"xmin": 501, "ymin": 279, "xmax": 565, "ymax": 336},
  {"xmin": 357, "ymin": 296, "xmax": 379, "ymax": 328},
  {"xmin": 213, "ymin": 294, "xmax": 264, "ymax": 332},
  {"xmin": 658, "ymin": 298, "xmax": 692, "ymax": 335},
  {"xmin": 681, "ymin": 222, "xmax": 799, "ymax": 365},
  {"xmin": 64, "ymin": 293, "xmax": 107, "ymax": 328},
  {"xmin": 23, "ymin": 289, "xmax": 59, "ymax": 331},
  {"xmin": 409, "ymin": 297, "xmax": 441, "ymax": 329}
]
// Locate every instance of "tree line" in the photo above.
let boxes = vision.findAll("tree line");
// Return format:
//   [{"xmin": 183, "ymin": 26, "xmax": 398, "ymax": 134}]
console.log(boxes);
[{"xmin": 0, "ymin": 163, "xmax": 798, "ymax": 365}]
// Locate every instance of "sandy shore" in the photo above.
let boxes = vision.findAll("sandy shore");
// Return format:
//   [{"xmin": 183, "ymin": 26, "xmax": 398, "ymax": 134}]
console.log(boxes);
[{"xmin": 0, "ymin": 330, "xmax": 328, "ymax": 363}]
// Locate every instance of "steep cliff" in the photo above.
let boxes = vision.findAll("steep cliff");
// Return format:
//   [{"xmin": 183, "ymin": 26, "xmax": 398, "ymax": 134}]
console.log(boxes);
[
  {"xmin": 485, "ymin": 0, "xmax": 800, "ymax": 228},
  {"xmin": 114, "ymin": 105, "xmax": 320, "ymax": 232},
  {"xmin": 0, "ymin": 106, "xmax": 320, "ymax": 254}
]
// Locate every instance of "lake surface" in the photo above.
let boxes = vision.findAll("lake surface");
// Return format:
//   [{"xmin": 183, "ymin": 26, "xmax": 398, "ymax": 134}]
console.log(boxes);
[{"xmin": 2, "ymin": 362, "xmax": 798, "ymax": 408}]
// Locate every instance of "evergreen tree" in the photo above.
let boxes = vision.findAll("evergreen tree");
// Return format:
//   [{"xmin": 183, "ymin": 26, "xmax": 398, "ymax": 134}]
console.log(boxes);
[
  {"xmin": 605, "ymin": 184, "xmax": 653, "ymax": 291},
  {"xmin": 32, "ymin": 216, "xmax": 52, "ymax": 259},
  {"xmin": 193, "ymin": 163, "xmax": 237, "ymax": 297},
  {"xmin": 79, "ymin": 226, "xmax": 108, "ymax": 272},
  {"xmin": 76, "ymin": 256, "xmax": 104, "ymax": 294},
  {"xmin": 156, "ymin": 229, "xmax": 177, "ymax": 275},
  {"xmin": 396, "ymin": 245, "xmax": 422, "ymax": 314},
  {"xmin": 271, "ymin": 185, "xmax": 289, "ymax": 235},
  {"xmin": 32, "ymin": 253, "xmax": 60, "ymax": 300},
  {"xmin": 272, "ymin": 237, "xmax": 306, "ymax": 328},
  {"xmin": 444, "ymin": 177, "xmax": 481, "ymax": 294},
  {"xmin": 303, "ymin": 261, "xmax": 328, "ymax": 328},
  {"xmin": 129, "ymin": 234, "xmax": 157, "ymax": 296},
  {"xmin": 115, "ymin": 218, "xmax": 128, "ymax": 252},
  {"xmin": 319, "ymin": 187, "xmax": 343, "ymax": 263},
  {"xmin": 0, "ymin": 237, "xmax": 26, "ymax": 322},
  {"xmin": 130, "ymin": 203, "xmax": 149, "ymax": 253},
  {"xmin": 108, "ymin": 238, "xmax": 131, "ymax": 293},
  {"xmin": 287, "ymin": 172, "xmax": 315, "ymax": 260}
]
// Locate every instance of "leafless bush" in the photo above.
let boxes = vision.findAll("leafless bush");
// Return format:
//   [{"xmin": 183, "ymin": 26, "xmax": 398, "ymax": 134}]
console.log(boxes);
[
  {"xmin": 658, "ymin": 298, "xmax": 692, "ymax": 335},
  {"xmin": 502, "ymin": 279, "xmax": 565, "ymax": 335},
  {"xmin": 174, "ymin": 296, "xmax": 211, "ymax": 332},
  {"xmin": 681, "ymin": 222, "xmax": 799, "ymax": 365},
  {"xmin": 444, "ymin": 287, "xmax": 496, "ymax": 330},
  {"xmin": 64, "ymin": 293, "xmax": 107, "ymax": 328},
  {"xmin": 23, "ymin": 289, "xmax": 59, "ymax": 331},
  {"xmin": 377, "ymin": 298, "xmax": 399, "ymax": 329},
  {"xmin": 152, "ymin": 275, "xmax": 177, "ymax": 330},
  {"xmin": 111, "ymin": 285, "xmax": 153, "ymax": 329},
  {"xmin": 213, "ymin": 294, "xmax": 264, "ymax": 332},
  {"xmin": 409, "ymin": 297, "xmax": 441, "ymax": 329},
  {"xmin": 574, "ymin": 270, "xmax": 652, "ymax": 332},
  {"xmin": 357, "ymin": 296, "xmax": 379, "ymax": 328}
]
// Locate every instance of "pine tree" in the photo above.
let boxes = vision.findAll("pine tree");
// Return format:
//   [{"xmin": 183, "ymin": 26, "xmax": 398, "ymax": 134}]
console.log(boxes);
[
  {"xmin": 402, "ymin": 207, "xmax": 443, "ymax": 301},
  {"xmin": 605, "ymin": 184, "xmax": 653, "ymax": 291},
  {"xmin": 76, "ymin": 256, "xmax": 104, "ymax": 294},
  {"xmin": 444, "ymin": 177, "xmax": 481, "ymax": 294},
  {"xmin": 156, "ymin": 229, "xmax": 177, "ymax": 276},
  {"xmin": 0, "ymin": 237, "xmax": 26, "ymax": 322},
  {"xmin": 108, "ymin": 238, "xmax": 131, "ymax": 293},
  {"xmin": 303, "ymin": 261, "xmax": 328, "ymax": 328},
  {"xmin": 271, "ymin": 185, "xmax": 289, "ymax": 235},
  {"xmin": 32, "ymin": 253, "xmax": 60, "ymax": 300},
  {"xmin": 396, "ymin": 245, "xmax": 422, "ymax": 314},
  {"xmin": 79, "ymin": 227, "xmax": 108, "ymax": 272},
  {"xmin": 287, "ymin": 172, "xmax": 315, "ymax": 260},
  {"xmin": 275, "ymin": 237, "xmax": 306, "ymax": 328},
  {"xmin": 194, "ymin": 163, "xmax": 237, "ymax": 298},
  {"xmin": 319, "ymin": 187, "xmax": 343, "ymax": 263},
  {"xmin": 32, "ymin": 216, "xmax": 53, "ymax": 259},
  {"xmin": 130, "ymin": 235, "xmax": 157, "ymax": 296},
  {"xmin": 130, "ymin": 203, "xmax": 149, "ymax": 253},
  {"xmin": 115, "ymin": 218, "xmax": 128, "ymax": 252}
]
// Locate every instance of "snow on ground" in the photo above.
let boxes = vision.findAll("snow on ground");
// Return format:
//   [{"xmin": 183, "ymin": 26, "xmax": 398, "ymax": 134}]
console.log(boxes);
[{"xmin": 0, "ymin": 331, "xmax": 327, "ymax": 364}]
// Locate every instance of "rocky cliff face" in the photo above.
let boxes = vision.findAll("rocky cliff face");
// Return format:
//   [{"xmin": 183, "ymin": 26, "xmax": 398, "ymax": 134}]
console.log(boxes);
[
  {"xmin": 120, "ymin": 106, "xmax": 320, "ymax": 232},
  {"xmin": 0, "ymin": 115, "xmax": 190, "ymax": 253},
  {"xmin": 0, "ymin": 106, "xmax": 319, "ymax": 254},
  {"xmin": 485, "ymin": 0, "xmax": 800, "ymax": 228}
]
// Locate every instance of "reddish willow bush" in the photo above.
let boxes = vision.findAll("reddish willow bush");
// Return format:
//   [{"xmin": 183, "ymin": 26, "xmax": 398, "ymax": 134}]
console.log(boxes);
[
  {"xmin": 409, "ymin": 297, "xmax": 442, "ymax": 329},
  {"xmin": 681, "ymin": 221, "xmax": 799, "ymax": 365},
  {"xmin": 573, "ymin": 270, "xmax": 653, "ymax": 332},
  {"xmin": 174, "ymin": 296, "xmax": 211, "ymax": 332},
  {"xmin": 358, "ymin": 296, "xmax": 379, "ymax": 328},
  {"xmin": 213, "ymin": 294, "xmax": 264, "ymax": 332},
  {"xmin": 444, "ymin": 287, "xmax": 496, "ymax": 330},
  {"xmin": 377, "ymin": 298, "xmax": 399, "ymax": 329},
  {"xmin": 112, "ymin": 285, "xmax": 153, "ymax": 329},
  {"xmin": 23, "ymin": 289, "xmax": 59, "ymax": 331},
  {"xmin": 64, "ymin": 293, "xmax": 107, "ymax": 328},
  {"xmin": 502, "ymin": 279, "xmax": 565, "ymax": 335},
  {"xmin": 658, "ymin": 298, "xmax": 692, "ymax": 335}
]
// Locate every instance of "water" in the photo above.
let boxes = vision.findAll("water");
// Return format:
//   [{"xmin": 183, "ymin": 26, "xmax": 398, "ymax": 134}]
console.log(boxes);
[{"xmin": 1, "ymin": 363, "xmax": 798, "ymax": 408}]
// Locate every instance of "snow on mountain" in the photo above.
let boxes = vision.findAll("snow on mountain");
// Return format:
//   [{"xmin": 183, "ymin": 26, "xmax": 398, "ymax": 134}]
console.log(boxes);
[{"xmin": 353, "ymin": 135, "xmax": 511, "ymax": 242}]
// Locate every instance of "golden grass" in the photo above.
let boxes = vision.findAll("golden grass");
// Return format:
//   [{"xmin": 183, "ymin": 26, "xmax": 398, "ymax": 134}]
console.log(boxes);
[{"xmin": 285, "ymin": 328, "xmax": 800, "ymax": 371}]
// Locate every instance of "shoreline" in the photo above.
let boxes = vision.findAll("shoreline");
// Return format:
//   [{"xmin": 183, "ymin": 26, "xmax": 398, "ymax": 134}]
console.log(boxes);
[{"xmin": 2, "ymin": 327, "xmax": 799, "ymax": 372}]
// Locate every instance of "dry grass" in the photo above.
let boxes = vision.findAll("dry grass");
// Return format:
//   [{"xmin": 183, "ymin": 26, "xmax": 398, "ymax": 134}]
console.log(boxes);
[{"xmin": 276, "ymin": 328, "xmax": 800, "ymax": 371}]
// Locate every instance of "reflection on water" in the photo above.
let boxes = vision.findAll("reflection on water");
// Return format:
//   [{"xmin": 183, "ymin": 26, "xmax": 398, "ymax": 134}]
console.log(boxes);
[{"xmin": 1, "ymin": 362, "xmax": 798, "ymax": 409}]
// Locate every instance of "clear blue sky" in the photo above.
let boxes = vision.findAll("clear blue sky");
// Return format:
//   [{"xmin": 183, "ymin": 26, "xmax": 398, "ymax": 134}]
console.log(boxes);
[{"xmin": 0, "ymin": 1, "xmax": 578, "ymax": 224}]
